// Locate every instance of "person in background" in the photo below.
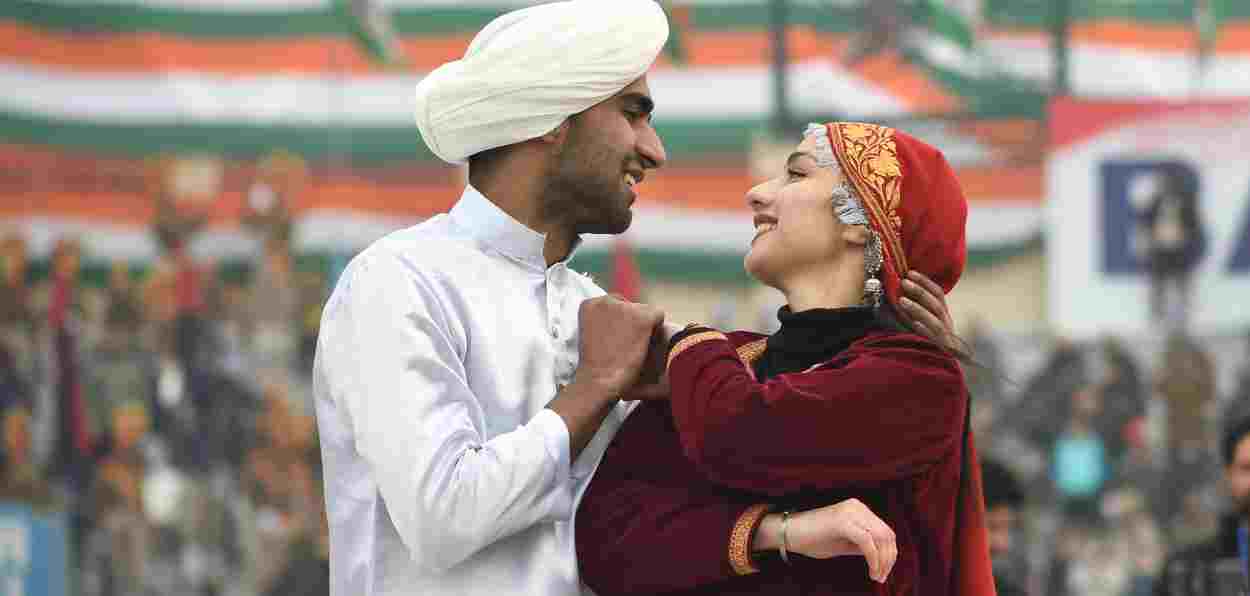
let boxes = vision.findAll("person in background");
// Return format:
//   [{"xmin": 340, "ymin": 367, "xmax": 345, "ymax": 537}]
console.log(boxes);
[
  {"xmin": 982, "ymin": 458, "xmax": 1026, "ymax": 596},
  {"xmin": 1154, "ymin": 416, "xmax": 1250, "ymax": 596}
]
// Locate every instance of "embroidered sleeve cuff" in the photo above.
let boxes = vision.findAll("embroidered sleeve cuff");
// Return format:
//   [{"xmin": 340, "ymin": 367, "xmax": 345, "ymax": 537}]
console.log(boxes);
[
  {"xmin": 666, "ymin": 325, "xmax": 729, "ymax": 370},
  {"xmin": 729, "ymin": 503, "xmax": 772, "ymax": 576}
]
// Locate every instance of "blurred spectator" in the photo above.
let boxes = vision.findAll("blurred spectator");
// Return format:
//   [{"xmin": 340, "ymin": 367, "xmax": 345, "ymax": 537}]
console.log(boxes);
[
  {"xmin": 0, "ymin": 405, "xmax": 54, "ymax": 506},
  {"xmin": 243, "ymin": 150, "xmax": 304, "ymax": 252},
  {"xmin": 243, "ymin": 382, "xmax": 318, "ymax": 594},
  {"xmin": 1053, "ymin": 385, "xmax": 1110, "ymax": 524},
  {"xmin": 1093, "ymin": 336, "xmax": 1147, "ymax": 461},
  {"xmin": 1154, "ymin": 416, "xmax": 1250, "ymax": 596},
  {"xmin": 1133, "ymin": 167, "xmax": 1207, "ymax": 332},
  {"xmin": 248, "ymin": 243, "xmax": 299, "ymax": 377},
  {"xmin": 982, "ymin": 458, "xmax": 1026, "ymax": 596},
  {"xmin": 1157, "ymin": 332, "xmax": 1218, "ymax": 521},
  {"xmin": 1012, "ymin": 337, "xmax": 1088, "ymax": 453},
  {"xmin": 1223, "ymin": 330, "xmax": 1250, "ymax": 425},
  {"xmin": 0, "ymin": 232, "xmax": 36, "ymax": 393}
]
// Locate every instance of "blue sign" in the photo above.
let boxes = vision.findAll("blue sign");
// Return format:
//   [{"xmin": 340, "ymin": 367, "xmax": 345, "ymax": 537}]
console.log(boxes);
[{"xmin": 0, "ymin": 502, "xmax": 68, "ymax": 596}]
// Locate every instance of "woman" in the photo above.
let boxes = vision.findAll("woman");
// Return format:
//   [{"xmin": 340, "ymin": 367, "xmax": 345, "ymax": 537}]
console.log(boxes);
[{"xmin": 576, "ymin": 122, "xmax": 994, "ymax": 595}]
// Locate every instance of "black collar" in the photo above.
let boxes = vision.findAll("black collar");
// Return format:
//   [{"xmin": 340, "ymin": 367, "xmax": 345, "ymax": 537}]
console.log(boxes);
[{"xmin": 754, "ymin": 306, "xmax": 882, "ymax": 380}]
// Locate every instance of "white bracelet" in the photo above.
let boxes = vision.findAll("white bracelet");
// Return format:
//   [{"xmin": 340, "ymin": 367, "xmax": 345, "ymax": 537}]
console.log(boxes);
[{"xmin": 779, "ymin": 510, "xmax": 792, "ymax": 566}]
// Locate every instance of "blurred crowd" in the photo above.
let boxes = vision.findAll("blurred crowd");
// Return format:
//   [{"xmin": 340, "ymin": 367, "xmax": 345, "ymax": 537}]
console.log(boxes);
[
  {"xmin": 1, "ymin": 160, "xmax": 1248, "ymax": 595},
  {"xmin": 966, "ymin": 320, "xmax": 1250, "ymax": 596},
  {"xmin": 0, "ymin": 152, "xmax": 332, "ymax": 596}
]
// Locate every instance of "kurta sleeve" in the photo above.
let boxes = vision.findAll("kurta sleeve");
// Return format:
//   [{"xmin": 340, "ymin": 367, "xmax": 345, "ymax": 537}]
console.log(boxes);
[
  {"xmin": 576, "ymin": 403, "xmax": 772, "ymax": 595},
  {"xmin": 315, "ymin": 249, "xmax": 572, "ymax": 573},
  {"xmin": 664, "ymin": 326, "xmax": 967, "ymax": 495}
]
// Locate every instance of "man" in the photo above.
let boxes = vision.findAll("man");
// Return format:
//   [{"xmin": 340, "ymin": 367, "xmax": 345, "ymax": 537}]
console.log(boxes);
[
  {"xmin": 982, "ymin": 458, "xmax": 1026, "ymax": 596},
  {"xmin": 314, "ymin": 2, "xmax": 953, "ymax": 594},
  {"xmin": 1154, "ymin": 416, "xmax": 1250, "ymax": 596}
]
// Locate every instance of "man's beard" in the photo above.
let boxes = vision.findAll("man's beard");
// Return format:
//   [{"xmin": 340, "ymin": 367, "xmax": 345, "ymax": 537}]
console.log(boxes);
[{"xmin": 542, "ymin": 129, "xmax": 634, "ymax": 235}]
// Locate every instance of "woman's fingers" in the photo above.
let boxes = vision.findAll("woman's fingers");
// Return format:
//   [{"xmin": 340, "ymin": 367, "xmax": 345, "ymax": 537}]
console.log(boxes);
[
  {"xmin": 845, "ymin": 522, "xmax": 881, "ymax": 582},
  {"xmin": 905, "ymin": 270, "xmax": 952, "ymax": 327}
]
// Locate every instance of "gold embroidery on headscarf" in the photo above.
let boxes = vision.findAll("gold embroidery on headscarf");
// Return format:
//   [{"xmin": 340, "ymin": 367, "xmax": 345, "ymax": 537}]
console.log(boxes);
[{"xmin": 828, "ymin": 122, "xmax": 908, "ymax": 278}]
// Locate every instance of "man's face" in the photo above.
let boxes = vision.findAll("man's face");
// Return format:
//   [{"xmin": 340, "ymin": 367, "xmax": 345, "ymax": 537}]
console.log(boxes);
[
  {"xmin": 985, "ymin": 504, "xmax": 1016, "ymax": 559},
  {"xmin": 543, "ymin": 77, "xmax": 667, "ymax": 235},
  {"xmin": 1227, "ymin": 434, "xmax": 1250, "ymax": 517}
]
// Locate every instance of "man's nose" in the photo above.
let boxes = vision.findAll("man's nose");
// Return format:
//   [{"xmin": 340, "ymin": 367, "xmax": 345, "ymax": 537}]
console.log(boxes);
[{"xmin": 637, "ymin": 124, "xmax": 667, "ymax": 170}]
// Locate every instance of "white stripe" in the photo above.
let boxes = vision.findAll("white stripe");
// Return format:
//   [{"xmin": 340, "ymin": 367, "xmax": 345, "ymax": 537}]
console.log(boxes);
[
  {"xmin": 984, "ymin": 38, "xmax": 1250, "ymax": 98},
  {"xmin": 0, "ymin": 61, "xmax": 911, "ymax": 126},
  {"xmin": 12, "ymin": 204, "xmax": 1037, "ymax": 261}
]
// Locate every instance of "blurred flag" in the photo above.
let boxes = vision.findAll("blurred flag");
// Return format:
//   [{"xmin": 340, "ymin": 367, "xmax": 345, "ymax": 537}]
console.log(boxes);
[
  {"xmin": 336, "ymin": 0, "xmax": 407, "ymax": 66},
  {"xmin": 916, "ymin": 0, "xmax": 976, "ymax": 51},
  {"xmin": 611, "ymin": 237, "xmax": 643, "ymax": 302},
  {"xmin": 662, "ymin": 1, "xmax": 692, "ymax": 66}
]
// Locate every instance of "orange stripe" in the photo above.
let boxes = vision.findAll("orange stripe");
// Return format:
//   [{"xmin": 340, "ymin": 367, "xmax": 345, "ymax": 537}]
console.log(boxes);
[
  {"xmin": 1, "ymin": 22, "xmax": 839, "ymax": 74},
  {"xmin": 0, "ymin": 22, "xmax": 954, "ymax": 110},
  {"xmin": 985, "ymin": 21, "xmax": 1250, "ymax": 53},
  {"xmin": 829, "ymin": 37, "xmax": 962, "ymax": 114}
]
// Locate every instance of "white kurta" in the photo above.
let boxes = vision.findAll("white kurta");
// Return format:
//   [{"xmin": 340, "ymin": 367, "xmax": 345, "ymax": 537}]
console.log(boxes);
[{"xmin": 313, "ymin": 186, "xmax": 633, "ymax": 595}]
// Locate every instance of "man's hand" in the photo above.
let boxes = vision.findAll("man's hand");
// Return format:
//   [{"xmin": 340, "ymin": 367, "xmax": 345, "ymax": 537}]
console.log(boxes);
[
  {"xmin": 573, "ymin": 296, "xmax": 665, "ymax": 396},
  {"xmin": 551, "ymin": 296, "xmax": 665, "ymax": 458},
  {"xmin": 755, "ymin": 499, "xmax": 897, "ymax": 584},
  {"xmin": 897, "ymin": 270, "xmax": 960, "ymax": 353},
  {"xmin": 621, "ymin": 321, "xmax": 683, "ymax": 402}
]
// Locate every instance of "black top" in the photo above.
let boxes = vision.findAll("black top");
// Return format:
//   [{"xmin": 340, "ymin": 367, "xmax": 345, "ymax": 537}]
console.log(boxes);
[{"xmin": 753, "ymin": 306, "xmax": 883, "ymax": 381}]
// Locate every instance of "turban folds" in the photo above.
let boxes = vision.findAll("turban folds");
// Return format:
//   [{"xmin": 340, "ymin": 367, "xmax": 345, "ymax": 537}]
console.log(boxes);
[
  {"xmin": 413, "ymin": 0, "xmax": 670, "ymax": 164},
  {"xmin": 818, "ymin": 122, "xmax": 969, "ymax": 307}
]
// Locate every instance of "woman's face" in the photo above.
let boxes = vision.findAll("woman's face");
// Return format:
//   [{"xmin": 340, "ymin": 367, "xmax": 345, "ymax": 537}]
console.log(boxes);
[{"xmin": 743, "ymin": 133, "xmax": 847, "ymax": 288}]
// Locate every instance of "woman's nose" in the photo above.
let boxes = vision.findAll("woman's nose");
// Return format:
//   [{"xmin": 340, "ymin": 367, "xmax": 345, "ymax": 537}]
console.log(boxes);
[{"xmin": 745, "ymin": 180, "xmax": 774, "ymax": 211}]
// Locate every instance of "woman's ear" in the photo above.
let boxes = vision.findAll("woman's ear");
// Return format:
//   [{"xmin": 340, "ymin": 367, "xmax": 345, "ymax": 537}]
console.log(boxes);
[{"xmin": 842, "ymin": 224, "xmax": 871, "ymax": 248}]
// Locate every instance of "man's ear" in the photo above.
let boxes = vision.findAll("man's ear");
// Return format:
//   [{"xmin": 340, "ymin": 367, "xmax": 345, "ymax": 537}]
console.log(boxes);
[
  {"xmin": 541, "ymin": 118, "xmax": 573, "ymax": 145},
  {"xmin": 843, "ymin": 224, "xmax": 871, "ymax": 248}
]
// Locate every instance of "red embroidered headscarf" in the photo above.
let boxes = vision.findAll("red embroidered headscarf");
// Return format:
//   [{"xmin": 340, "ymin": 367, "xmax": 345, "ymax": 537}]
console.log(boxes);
[
  {"xmin": 818, "ymin": 122, "xmax": 995, "ymax": 596},
  {"xmin": 818, "ymin": 122, "xmax": 969, "ymax": 308}
]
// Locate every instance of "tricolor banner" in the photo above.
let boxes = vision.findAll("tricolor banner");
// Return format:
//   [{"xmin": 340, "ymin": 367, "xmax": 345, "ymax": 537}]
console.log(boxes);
[{"xmin": 1047, "ymin": 98, "xmax": 1250, "ymax": 337}]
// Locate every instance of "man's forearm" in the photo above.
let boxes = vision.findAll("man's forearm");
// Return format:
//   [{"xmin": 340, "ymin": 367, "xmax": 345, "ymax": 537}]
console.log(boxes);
[{"xmin": 547, "ymin": 379, "xmax": 618, "ymax": 460}]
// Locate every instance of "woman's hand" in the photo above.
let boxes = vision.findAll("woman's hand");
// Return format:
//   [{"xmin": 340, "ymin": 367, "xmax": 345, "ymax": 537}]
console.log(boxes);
[
  {"xmin": 621, "ymin": 321, "xmax": 684, "ymax": 402},
  {"xmin": 897, "ymin": 270, "xmax": 960, "ymax": 353},
  {"xmin": 755, "ymin": 498, "xmax": 897, "ymax": 583}
]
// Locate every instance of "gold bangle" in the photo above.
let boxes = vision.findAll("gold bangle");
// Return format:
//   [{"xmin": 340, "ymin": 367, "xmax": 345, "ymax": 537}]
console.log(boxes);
[{"xmin": 779, "ymin": 510, "xmax": 792, "ymax": 566}]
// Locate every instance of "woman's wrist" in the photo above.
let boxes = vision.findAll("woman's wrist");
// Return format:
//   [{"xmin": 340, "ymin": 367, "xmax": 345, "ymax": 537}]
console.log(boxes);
[{"xmin": 752, "ymin": 513, "xmax": 783, "ymax": 553}]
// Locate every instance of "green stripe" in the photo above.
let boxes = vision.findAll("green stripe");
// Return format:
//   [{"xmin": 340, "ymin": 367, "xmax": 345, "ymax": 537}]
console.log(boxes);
[
  {"xmin": 37, "ymin": 234, "xmax": 1040, "ymax": 292},
  {"xmin": 901, "ymin": 48, "xmax": 1049, "ymax": 120},
  {"xmin": 2, "ymin": 1, "xmax": 861, "ymax": 38},
  {"xmin": 12, "ymin": 0, "xmax": 1250, "ymax": 38},
  {"xmin": 984, "ymin": 0, "xmax": 1212, "ymax": 29},
  {"xmin": 0, "ymin": 111, "xmax": 760, "ymax": 163}
]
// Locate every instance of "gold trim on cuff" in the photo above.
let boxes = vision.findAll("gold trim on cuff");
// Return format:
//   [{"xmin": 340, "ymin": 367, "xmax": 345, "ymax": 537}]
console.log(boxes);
[
  {"xmin": 667, "ymin": 330, "xmax": 729, "ymax": 369},
  {"xmin": 729, "ymin": 503, "xmax": 771, "ymax": 576}
]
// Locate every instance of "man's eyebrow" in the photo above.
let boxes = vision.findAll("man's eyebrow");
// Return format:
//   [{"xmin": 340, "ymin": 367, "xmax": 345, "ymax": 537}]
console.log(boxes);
[{"xmin": 620, "ymin": 93, "xmax": 655, "ymax": 115}]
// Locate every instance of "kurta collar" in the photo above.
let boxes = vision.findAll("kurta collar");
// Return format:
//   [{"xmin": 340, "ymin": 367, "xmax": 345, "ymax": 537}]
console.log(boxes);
[{"xmin": 448, "ymin": 184, "xmax": 582, "ymax": 271}]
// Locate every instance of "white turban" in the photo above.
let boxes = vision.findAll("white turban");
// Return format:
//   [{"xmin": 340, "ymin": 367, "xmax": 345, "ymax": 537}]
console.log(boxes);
[{"xmin": 413, "ymin": 0, "xmax": 669, "ymax": 164}]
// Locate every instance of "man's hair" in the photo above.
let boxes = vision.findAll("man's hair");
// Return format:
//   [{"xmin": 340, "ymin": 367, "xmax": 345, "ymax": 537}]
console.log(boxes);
[
  {"xmin": 981, "ymin": 458, "xmax": 1024, "ymax": 510},
  {"xmin": 1222, "ymin": 415, "xmax": 1250, "ymax": 466}
]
